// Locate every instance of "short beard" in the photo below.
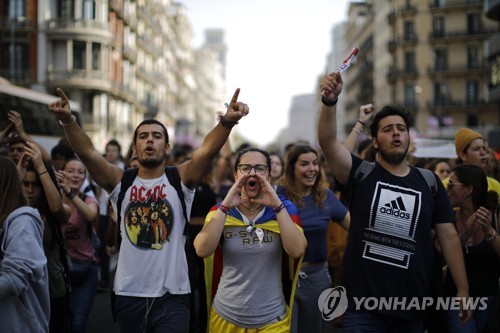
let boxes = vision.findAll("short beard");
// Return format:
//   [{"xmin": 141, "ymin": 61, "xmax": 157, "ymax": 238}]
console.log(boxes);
[
  {"xmin": 139, "ymin": 156, "xmax": 165, "ymax": 169},
  {"xmin": 378, "ymin": 145, "xmax": 409, "ymax": 165}
]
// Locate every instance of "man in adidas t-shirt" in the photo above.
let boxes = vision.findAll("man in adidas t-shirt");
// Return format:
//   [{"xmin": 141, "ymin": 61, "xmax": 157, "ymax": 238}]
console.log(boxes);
[
  {"xmin": 317, "ymin": 72, "xmax": 471, "ymax": 332},
  {"xmin": 49, "ymin": 88, "xmax": 249, "ymax": 332}
]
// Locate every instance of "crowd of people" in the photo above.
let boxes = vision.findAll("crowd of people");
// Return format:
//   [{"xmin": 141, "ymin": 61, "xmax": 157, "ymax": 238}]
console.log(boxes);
[{"xmin": 0, "ymin": 73, "xmax": 499, "ymax": 333}]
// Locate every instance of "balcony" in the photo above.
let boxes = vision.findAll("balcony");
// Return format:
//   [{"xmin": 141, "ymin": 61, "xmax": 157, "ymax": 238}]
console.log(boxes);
[
  {"xmin": 387, "ymin": 10, "xmax": 396, "ymax": 25},
  {"xmin": 46, "ymin": 18, "xmax": 112, "ymax": 42},
  {"xmin": 387, "ymin": 66, "xmax": 399, "ymax": 83},
  {"xmin": 427, "ymin": 64, "xmax": 486, "ymax": 78},
  {"xmin": 429, "ymin": 0, "xmax": 482, "ymax": 12},
  {"xmin": 402, "ymin": 67, "xmax": 419, "ymax": 80},
  {"xmin": 429, "ymin": 28, "xmax": 496, "ymax": 43},
  {"xmin": 0, "ymin": 17, "xmax": 35, "ymax": 30},
  {"xmin": 402, "ymin": 33, "xmax": 418, "ymax": 45},
  {"xmin": 0, "ymin": 69, "xmax": 33, "ymax": 84},
  {"xmin": 46, "ymin": 69, "xmax": 112, "ymax": 91},
  {"xmin": 401, "ymin": 4, "xmax": 417, "ymax": 16},
  {"xmin": 426, "ymin": 99, "xmax": 487, "ymax": 111},
  {"xmin": 387, "ymin": 39, "xmax": 397, "ymax": 53}
]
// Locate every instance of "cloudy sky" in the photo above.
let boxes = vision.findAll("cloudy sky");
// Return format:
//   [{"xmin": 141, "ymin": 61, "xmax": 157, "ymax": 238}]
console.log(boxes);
[{"xmin": 181, "ymin": 0, "xmax": 349, "ymax": 147}]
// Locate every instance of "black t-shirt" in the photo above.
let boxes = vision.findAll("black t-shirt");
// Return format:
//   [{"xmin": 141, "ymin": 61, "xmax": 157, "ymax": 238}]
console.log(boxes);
[{"xmin": 340, "ymin": 154, "xmax": 455, "ymax": 320}]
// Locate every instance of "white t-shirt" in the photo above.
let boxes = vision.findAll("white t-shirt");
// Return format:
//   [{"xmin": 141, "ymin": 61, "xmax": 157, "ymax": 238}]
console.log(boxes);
[{"xmin": 109, "ymin": 173, "xmax": 195, "ymax": 297}]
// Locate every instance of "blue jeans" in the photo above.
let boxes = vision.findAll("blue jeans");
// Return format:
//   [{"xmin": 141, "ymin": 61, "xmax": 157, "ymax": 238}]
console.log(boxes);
[
  {"xmin": 343, "ymin": 309, "xmax": 423, "ymax": 333},
  {"xmin": 115, "ymin": 292, "xmax": 190, "ymax": 333},
  {"xmin": 69, "ymin": 260, "xmax": 98, "ymax": 333},
  {"xmin": 291, "ymin": 262, "xmax": 332, "ymax": 333},
  {"xmin": 445, "ymin": 296, "xmax": 494, "ymax": 333}
]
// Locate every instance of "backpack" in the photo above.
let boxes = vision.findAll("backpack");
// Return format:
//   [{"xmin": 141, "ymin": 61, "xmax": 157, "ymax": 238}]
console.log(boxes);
[{"xmin": 354, "ymin": 160, "xmax": 438, "ymax": 196}]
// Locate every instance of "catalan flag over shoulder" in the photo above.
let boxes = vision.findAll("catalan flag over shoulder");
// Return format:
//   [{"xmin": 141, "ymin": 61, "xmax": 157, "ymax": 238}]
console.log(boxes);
[{"xmin": 203, "ymin": 195, "xmax": 303, "ymax": 323}]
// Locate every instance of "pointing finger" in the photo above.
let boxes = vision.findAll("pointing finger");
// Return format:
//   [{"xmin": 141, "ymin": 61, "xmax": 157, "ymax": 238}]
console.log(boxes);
[
  {"xmin": 228, "ymin": 88, "xmax": 240, "ymax": 108},
  {"xmin": 56, "ymin": 88, "xmax": 70, "ymax": 102}
]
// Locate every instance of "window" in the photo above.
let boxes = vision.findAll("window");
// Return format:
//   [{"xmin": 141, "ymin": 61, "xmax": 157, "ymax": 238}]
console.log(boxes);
[
  {"xmin": 432, "ymin": 16, "xmax": 445, "ymax": 37},
  {"xmin": 435, "ymin": 49, "xmax": 448, "ymax": 71},
  {"xmin": 467, "ymin": 114, "xmax": 478, "ymax": 127},
  {"xmin": 73, "ymin": 41, "xmax": 86, "ymax": 70},
  {"xmin": 83, "ymin": 0, "xmax": 96, "ymax": 20},
  {"xmin": 434, "ymin": 82, "xmax": 448, "ymax": 105},
  {"xmin": 7, "ymin": 0, "xmax": 25, "ymax": 18},
  {"xmin": 466, "ymin": 80, "xmax": 478, "ymax": 105},
  {"xmin": 404, "ymin": 84, "xmax": 415, "ymax": 107},
  {"xmin": 92, "ymin": 43, "xmax": 100, "ymax": 70},
  {"xmin": 467, "ymin": 46, "xmax": 479, "ymax": 69},
  {"xmin": 467, "ymin": 14, "xmax": 480, "ymax": 34},
  {"xmin": 404, "ymin": 52, "xmax": 416, "ymax": 73},
  {"xmin": 404, "ymin": 21, "xmax": 415, "ymax": 40},
  {"xmin": 58, "ymin": 0, "xmax": 73, "ymax": 18}
]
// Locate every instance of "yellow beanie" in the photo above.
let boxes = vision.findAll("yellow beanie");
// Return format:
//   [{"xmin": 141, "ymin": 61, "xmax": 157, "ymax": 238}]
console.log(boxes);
[{"xmin": 455, "ymin": 128, "xmax": 484, "ymax": 157}]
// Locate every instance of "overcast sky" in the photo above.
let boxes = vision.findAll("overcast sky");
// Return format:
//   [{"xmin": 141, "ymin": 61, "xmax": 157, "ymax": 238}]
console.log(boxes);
[{"xmin": 181, "ymin": 0, "xmax": 349, "ymax": 147}]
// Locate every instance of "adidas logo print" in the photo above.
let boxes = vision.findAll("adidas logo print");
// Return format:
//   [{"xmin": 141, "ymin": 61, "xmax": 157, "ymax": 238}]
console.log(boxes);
[{"xmin": 379, "ymin": 197, "xmax": 411, "ymax": 219}]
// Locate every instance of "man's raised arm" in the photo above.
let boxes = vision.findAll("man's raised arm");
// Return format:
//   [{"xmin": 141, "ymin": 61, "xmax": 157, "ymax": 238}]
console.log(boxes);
[
  {"xmin": 317, "ymin": 72, "xmax": 352, "ymax": 186},
  {"xmin": 179, "ymin": 88, "xmax": 249, "ymax": 189},
  {"xmin": 48, "ymin": 88, "xmax": 122, "ymax": 193}
]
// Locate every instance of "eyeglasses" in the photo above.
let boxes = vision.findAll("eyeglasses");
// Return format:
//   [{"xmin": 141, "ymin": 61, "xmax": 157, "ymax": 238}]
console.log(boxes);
[
  {"xmin": 22, "ymin": 180, "xmax": 41, "ymax": 189},
  {"xmin": 446, "ymin": 181, "xmax": 466, "ymax": 190},
  {"xmin": 237, "ymin": 164, "xmax": 268, "ymax": 175}
]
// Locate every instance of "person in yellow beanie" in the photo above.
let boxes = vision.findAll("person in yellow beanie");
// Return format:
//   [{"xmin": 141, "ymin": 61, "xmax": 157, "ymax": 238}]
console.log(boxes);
[{"xmin": 443, "ymin": 128, "xmax": 500, "ymax": 204}]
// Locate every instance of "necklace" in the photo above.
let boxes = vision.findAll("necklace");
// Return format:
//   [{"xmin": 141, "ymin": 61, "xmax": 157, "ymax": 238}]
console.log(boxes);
[
  {"xmin": 137, "ymin": 174, "xmax": 166, "ymax": 191},
  {"xmin": 241, "ymin": 203, "xmax": 264, "ymax": 214}
]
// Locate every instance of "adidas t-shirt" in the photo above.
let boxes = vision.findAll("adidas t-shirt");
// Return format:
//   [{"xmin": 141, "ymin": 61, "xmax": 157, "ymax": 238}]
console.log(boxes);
[{"xmin": 339, "ymin": 154, "xmax": 455, "ymax": 320}]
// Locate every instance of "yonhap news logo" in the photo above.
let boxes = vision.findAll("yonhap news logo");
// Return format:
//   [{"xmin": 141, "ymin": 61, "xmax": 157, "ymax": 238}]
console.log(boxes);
[
  {"xmin": 318, "ymin": 286, "xmax": 348, "ymax": 320},
  {"xmin": 318, "ymin": 286, "xmax": 489, "ymax": 320}
]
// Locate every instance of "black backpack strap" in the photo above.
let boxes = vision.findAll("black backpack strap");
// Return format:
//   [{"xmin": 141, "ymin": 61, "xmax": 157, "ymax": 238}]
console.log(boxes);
[
  {"xmin": 164, "ymin": 166, "xmax": 190, "ymax": 235},
  {"xmin": 354, "ymin": 161, "xmax": 437, "ymax": 196},
  {"xmin": 354, "ymin": 160, "xmax": 376, "ymax": 183},
  {"xmin": 116, "ymin": 168, "xmax": 139, "ymax": 248},
  {"xmin": 417, "ymin": 167, "xmax": 438, "ymax": 196}
]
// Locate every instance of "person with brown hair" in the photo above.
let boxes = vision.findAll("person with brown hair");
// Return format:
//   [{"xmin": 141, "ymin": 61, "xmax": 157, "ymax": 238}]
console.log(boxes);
[
  {"xmin": 278, "ymin": 143, "xmax": 350, "ymax": 333},
  {"xmin": 48, "ymin": 87, "xmax": 249, "ymax": 332},
  {"xmin": 0, "ymin": 156, "xmax": 50, "ymax": 332},
  {"xmin": 317, "ymin": 71, "xmax": 470, "ymax": 331},
  {"xmin": 444, "ymin": 164, "xmax": 499, "ymax": 333},
  {"xmin": 18, "ymin": 142, "xmax": 72, "ymax": 333}
]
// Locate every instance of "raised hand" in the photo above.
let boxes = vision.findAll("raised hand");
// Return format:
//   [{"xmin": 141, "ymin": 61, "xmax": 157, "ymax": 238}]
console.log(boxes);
[
  {"xmin": 320, "ymin": 72, "xmax": 343, "ymax": 101},
  {"xmin": 55, "ymin": 170, "xmax": 71, "ymax": 194},
  {"xmin": 222, "ymin": 88, "xmax": 249, "ymax": 124},
  {"xmin": 249, "ymin": 173, "xmax": 282, "ymax": 208},
  {"xmin": 220, "ymin": 173, "xmax": 251, "ymax": 208},
  {"xmin": 48, "ymin": 88, "xmax": 73, "ymax": 123},
  {"xmin": 359, "ymin": 103, "xmax": 376, "ymax": 126},
  {"xmin": 0, "ymin": 122, "xmax": 15, "ymax": 145},
  {"xmin": 7, "ymin": 110, "xmax": 25, "ymax": 135}
]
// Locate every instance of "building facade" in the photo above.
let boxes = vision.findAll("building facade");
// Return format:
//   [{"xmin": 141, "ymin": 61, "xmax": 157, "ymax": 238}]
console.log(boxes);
[
  {"xmin": 0, "ymin": 0, "xmax": 226, "ymax": 154},
  {"xmin": 328, "ymin": 0, "xmax": 499, "ymax": 141}
]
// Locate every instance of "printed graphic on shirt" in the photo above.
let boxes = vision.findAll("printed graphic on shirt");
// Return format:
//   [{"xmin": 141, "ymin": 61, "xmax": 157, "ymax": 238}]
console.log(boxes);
[
  {"xmin": 124, "ymin": 184, "xmax": 173, "ymax": 250},
  {"xmin": 362, "ymin": 182, "xmax": 422, "ymax": 269},
  {"xmin": 223, "ymin": 228, "xmax": 275, "ymax": 245}
]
